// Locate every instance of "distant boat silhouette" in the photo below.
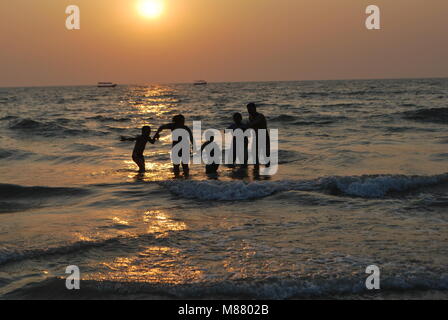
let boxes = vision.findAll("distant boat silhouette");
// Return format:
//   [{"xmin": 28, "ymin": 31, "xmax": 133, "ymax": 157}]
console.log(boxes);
[
  {"xmin": 97, "ymin": 82, "xmax": 117, "ymax": 88},
  {"xmin": 194, "ymin": 80, "xmax": 207, "ymax": 86}
]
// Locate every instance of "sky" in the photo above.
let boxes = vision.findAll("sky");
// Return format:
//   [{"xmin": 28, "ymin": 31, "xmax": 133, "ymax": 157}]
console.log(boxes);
[{"xmin": 0, "ymin": 0, "xmax": 447, "ymax": 87}]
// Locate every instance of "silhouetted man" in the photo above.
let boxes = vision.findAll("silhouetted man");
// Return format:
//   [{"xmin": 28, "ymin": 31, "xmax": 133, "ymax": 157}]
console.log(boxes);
[
  {"xmin": 154, "ymin": 114, "xmax": 194, "ymax": 175},
  {"xmin": 247, "ymin": 103, "xmax": 270, "ymax": 166}
]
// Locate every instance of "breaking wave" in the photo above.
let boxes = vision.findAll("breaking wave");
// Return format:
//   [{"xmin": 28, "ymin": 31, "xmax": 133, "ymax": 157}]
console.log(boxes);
[
  {"xmin": 5, "ymin": 275, "xmax": 448, "ymax": 299},
  {"xmin": 159, "ymin": 173, "xmax": 448, "ymax": 201}
]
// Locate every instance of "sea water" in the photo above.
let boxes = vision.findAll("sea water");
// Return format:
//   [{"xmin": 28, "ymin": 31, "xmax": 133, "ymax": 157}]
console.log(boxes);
[{"xmin": 0, "ymin": 79, "xmax": 447, "ymax": 299}]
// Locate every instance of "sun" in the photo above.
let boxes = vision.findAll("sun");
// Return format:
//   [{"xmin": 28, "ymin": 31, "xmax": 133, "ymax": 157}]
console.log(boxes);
[{"xmin": 138, "ymin": 0, "xmax": 164, "ymax": 19}]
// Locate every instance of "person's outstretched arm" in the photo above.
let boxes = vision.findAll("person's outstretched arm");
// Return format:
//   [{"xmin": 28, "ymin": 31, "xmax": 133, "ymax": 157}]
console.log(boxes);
[
  {"xmin": 148, "ymin": 136, "xmax": 156, "ymax": 144},
  {"xmin": 153, "ymin": 124, "xmax": 172, "ymax": 140}
]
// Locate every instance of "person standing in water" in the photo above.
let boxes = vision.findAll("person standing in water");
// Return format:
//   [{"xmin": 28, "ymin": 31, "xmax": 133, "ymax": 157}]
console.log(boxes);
[
  {"xmin": 121, "ymin": 126, "xmax": 155, "ymax": 173},
  {"xmin": 153, "ymin": 114, "xmax": 194, "ymax": 175},
  {"xmin": 227, "ymin": 112, "xmax": 249, "ymax": 167},
  {"xmin": 201, "ymin": 136, "xmax": 220, "ymax": 175},
  {"xmin": 246, "ymin": 103, "xmax": 270, "ymax": 167}
]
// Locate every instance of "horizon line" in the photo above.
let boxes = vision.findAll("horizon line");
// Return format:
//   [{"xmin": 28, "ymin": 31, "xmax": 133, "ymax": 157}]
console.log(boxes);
[{"xmin": 1, "ymin": 76, "xmax": 447, "ymax": 89}]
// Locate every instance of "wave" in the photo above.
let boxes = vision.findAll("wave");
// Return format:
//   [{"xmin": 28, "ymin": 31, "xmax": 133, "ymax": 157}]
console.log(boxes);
[
  {"xmin": 87, "ymin": 115, "xmax": 131, "ymax": 122},
  {"xmin": 320, "ymin": 174, "xmax": 448, "ymax": 198},
  {"xmin": 0, "ymin": 238, "xmax": 121, "ymax": 266},
  {"xmin": 0, "ymin": 230, "xmax": 166, "ymax": 267},
  {"xmin": 69, "ymin": 143, "xmax": 103, "ymax": 152},
  {"xmin": 9, "ymin": 119, "xmax": 61, "ymax": 131},
  {"xmin": 270, "ymin": 114, "xmax": 347, "ymax": 126},
  {"xmin": 0, "ymin": 201, "xmax": 38, "ymax": 214},
  {"xmin": 323, "ymin": 103, "xmax": 359, "ymax": 108},
  {"xmin": 0, "ymin": 96, "xmax": 18, "ymax": 104},
  {"xmin": 270, "ymin": 115, "xmax": 297, "ymax": 122},
  {"xmin": 0, "ymin": 183, "xmax": 91, "ymax": 200},
  {"xmin": 0, "ymin": 148, "xmax": 34, "ymax": 160},
  {"xmin": 159, "ymin": 173, "xmax": 448, "ymax": 201},
  {"xmin": 306, "ymin": 116, "xmax": 347, "ymax": 125},
  {"xmin": 5, "ymin": 274, "xmax": 448, "ymax": 299},
  {"xmin": 0, "ymin": 115, "xmax": 19, "ymax": 121},
  {"xmin": 8, "ymin": 118, "xmax": 108, "ymax": 137},
  {"xmin": 293, "ymin": 120, "xmax": 336, "ymax": 126},
  {"xmin": 403, "ymin": 107, "xmax": 448, "ymax": 124},
  {"xmin": 277, "ymin": 149, "xmax": 307, "ymax": 164}
]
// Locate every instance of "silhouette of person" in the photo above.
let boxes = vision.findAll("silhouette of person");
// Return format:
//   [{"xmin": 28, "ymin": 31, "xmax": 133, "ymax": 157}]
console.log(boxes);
[
  {"xmin": 121, "ymin": 126, "xmax": 155, "ymax": 173},
  {"xmin": 247, "ymin": 103, "xmax": 270, "ymax": 167},
  {"xmin": 227, "ymin": 112, "xmax": 249, "ymax": 167},
  {"xmin": 201, "ymin": 136, "xmax": 220, "ymax": 175},
  {"xmin": 153, "ymin": 114, "xmax": 194, "ymax": 175}
]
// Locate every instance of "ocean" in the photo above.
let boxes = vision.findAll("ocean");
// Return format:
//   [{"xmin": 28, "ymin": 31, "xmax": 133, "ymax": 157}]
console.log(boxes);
[{"xmin": 0, "ymin": 78, "xmax": 447, "ymax": 299}]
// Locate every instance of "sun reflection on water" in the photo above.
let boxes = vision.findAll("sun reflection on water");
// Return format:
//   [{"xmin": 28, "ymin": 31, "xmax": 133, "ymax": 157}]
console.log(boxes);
[
  {"xmin": 82, "ymin": 209, "xmax": 195, "ymax": 284},
  {"xmin": 144, "ymin": 210, "xmax": 187, "ymax": 238},
  {"xmin": 123, "ymin": 160, "xmax": 173, "ymax": 181},
  {"xmin": 136, "ymin": 103, "xmax": 173, "ymax": 117},
  {"xmin": 94, "ymin": 246, "xmax": 203, "ymax": 284},
  {"xmin": 129, "ymin": 85, "xmax": 178, "ymax": 118}
]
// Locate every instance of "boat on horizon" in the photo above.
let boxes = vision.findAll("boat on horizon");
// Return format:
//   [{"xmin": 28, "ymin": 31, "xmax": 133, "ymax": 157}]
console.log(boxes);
[
  {"xmin": 97, "ymin": 82, "xmax": 117, "ymax": 88},
  {"xmin": 193, "ymin": 80, "xmax": 207, "ymax": 86}
]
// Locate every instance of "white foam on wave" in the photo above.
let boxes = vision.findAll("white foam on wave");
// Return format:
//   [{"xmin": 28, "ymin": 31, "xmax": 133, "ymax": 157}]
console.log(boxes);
[
  {"xmin": 159, "ymin": 179, "xmax": 318, "ymax": 201},
  {"xmin": 323, "ymin": 174, "xmax": 448, "ymax": 198},
  {"xmin": 159, "ymin": 173, "xmax": 448, "ymax": 201}
]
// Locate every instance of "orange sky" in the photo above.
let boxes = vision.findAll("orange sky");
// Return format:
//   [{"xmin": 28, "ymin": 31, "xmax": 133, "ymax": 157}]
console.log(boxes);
[{"xmin": 0, "ymin": 0, "xmax": 447, "ymax": 87}]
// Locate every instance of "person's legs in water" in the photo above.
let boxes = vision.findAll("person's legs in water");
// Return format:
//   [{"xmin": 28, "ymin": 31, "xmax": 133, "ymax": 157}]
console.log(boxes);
[
  {"xmin": 205, "ymin": 163, "xmax": 219, "ymax": 174},
  {"xmin": 265, "ymin": 132, "xmax": 271, "ymax": 167},
  {"xmin": 182, "ymin": 163, "xmax": 190, "ymax": 176},
  {"xmin": 172, "ymin": 141, "xmax": 184, "ymax": 174},
  {"xmin": 254, "ymin": 131, "xmax": 270, "ymax": 168},
  {"xmin": 243, "ymin": 136, "xmax": 249, "ymax": 168},
  {"xmin": 132, "ymin": 154, "xmax": 145, "ymax": 173},
  {"xmin": 231, "ymin": 136, "xmax": 237, "ymax": 167},
  {"xmin": 254, "ymin": 131, "xmax": 260, "ymax": 169},
  {"xmin": 232, "ymin": 136, "xmax": 249, "ymax": 167}
]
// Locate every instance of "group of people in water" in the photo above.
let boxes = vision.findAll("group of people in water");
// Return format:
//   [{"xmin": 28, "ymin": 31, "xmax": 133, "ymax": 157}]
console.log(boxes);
[{"xmin": 122, "ymin": 103, "xmax": 269, "ymax": 176}]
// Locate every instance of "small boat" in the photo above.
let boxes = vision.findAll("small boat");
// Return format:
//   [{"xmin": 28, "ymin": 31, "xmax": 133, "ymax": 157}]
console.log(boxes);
[
  {"xmin": 97, "ymin": 82, "xmax": 117, "ymax": 88},
  {"xmin": 193, "ymin": 80, "xmax": 207, "ymax": 86}
]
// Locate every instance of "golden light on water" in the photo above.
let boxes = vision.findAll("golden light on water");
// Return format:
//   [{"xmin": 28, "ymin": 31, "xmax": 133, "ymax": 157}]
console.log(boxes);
[
  {"xmin": 123, "ymin": 159, "xmax": 172, "ymax": 180},
  {"xmin": 137, "ymin": 0, "xmax": 164, "ymax": 19},
  {"xmin": 144, "ymin": 210, "xmax": 187, "ymax": 237},
  {"xmin": 98, "ymin": 246, "xmax": 203, "ymax": 284},
  {"xmin": 84, "ymin": 210, "xmax": 194, "ymax": 284}
]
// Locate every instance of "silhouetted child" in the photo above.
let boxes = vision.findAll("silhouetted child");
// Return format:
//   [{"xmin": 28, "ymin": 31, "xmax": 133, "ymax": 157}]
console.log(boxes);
[
  {"xmin": 201, "ymin": 136, "xmax": 220, "ymax": 175},
  {"xmin": 228, "ymin": 112, "xmax": 249, "ymax": 166},
  {"xmin": 121, "ymin": 126, "xmax": 155, "ymax": 173},
  {"xmin": 153, "ymin": 114, "xmax": 194, "ymax": 174}
]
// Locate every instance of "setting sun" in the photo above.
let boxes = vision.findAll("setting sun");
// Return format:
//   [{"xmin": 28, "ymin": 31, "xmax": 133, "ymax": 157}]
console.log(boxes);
[{"xmin": 138, "ymin": 0, "xmax": 164, "ymax": 19}]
